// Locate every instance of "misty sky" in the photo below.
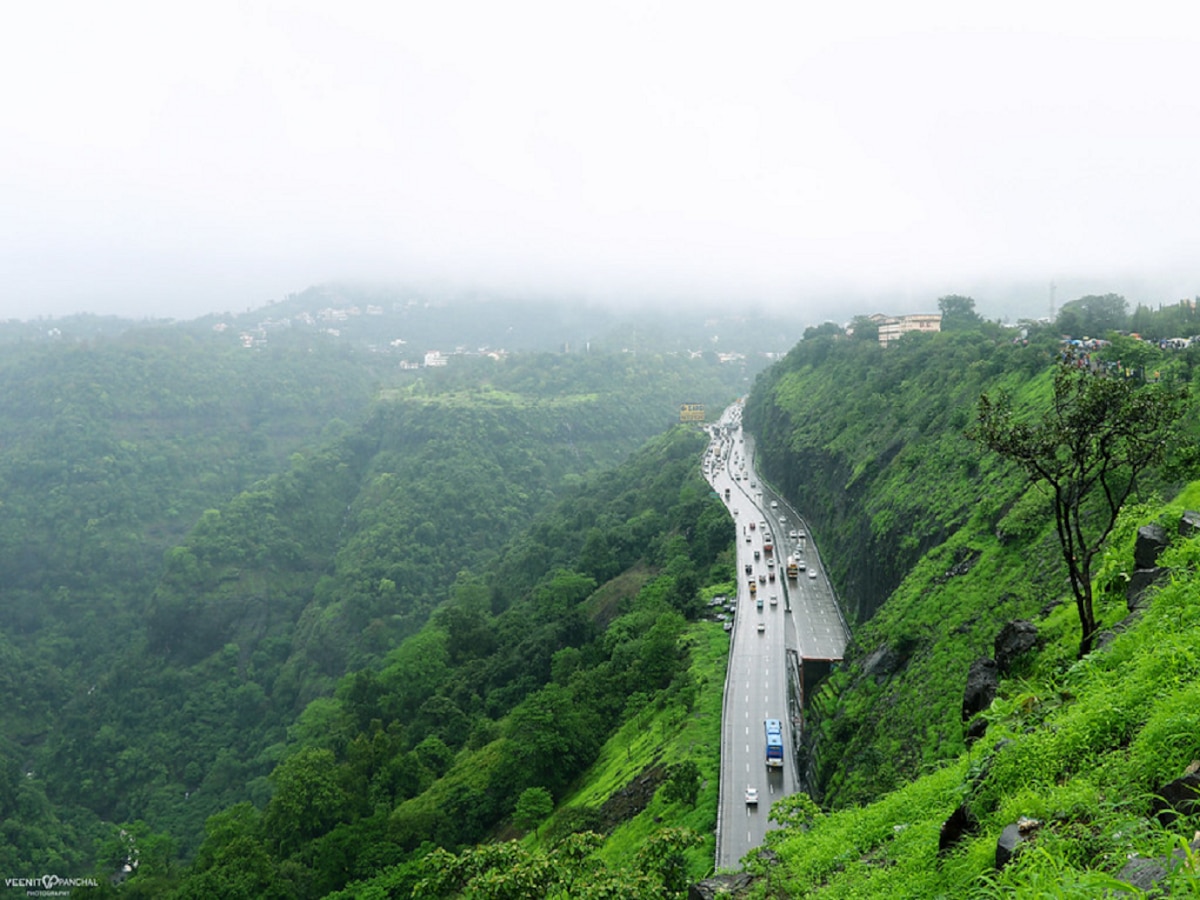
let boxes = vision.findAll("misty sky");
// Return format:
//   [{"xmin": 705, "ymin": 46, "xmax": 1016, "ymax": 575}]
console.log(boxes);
[{"xmin": 5, "ymin": 1, "xmax": 1200, "ymax": 323}]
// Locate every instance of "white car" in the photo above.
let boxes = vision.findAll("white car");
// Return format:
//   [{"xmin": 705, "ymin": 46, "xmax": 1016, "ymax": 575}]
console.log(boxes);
[
  {"xmin": 757, "ymin": 621, "xmax": 765, "ymax": 632},
  {"xmin": 808, "ymin": 569, "xmax": 818, "ymax": 579},
  {"xmin": 745, "ymin": 787, "xmax": 759, "ymax": 805}
]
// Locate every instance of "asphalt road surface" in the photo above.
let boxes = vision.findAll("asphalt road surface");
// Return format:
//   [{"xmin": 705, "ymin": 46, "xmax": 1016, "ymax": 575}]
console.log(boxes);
[{"xmin": 704, "ymin": 403, "xmax": 848, "ymax": 870}]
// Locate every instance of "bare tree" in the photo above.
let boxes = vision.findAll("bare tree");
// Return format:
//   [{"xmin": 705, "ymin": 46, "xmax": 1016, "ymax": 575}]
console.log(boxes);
[{"xmin": 972, "ymin": 364, "xmax": 1187, "ymax": 657}]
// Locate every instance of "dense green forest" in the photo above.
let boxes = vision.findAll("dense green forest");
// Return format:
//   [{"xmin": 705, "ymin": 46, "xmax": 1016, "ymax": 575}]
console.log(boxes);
[{"xmin": 0, "ymin": 301, "xmax": 756, "ymax": 888}]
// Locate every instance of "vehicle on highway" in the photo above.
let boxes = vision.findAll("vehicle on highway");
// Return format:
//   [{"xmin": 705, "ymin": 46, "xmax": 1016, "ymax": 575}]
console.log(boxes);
[
  {"xmin": 745, "ymin": 563, "xmax": 752, "ymax": 574},
  {"xmin": 757, "ymin": 621, "xmax": 765, "ymax": 633},
  {"xmin": 756, "ymin": 596, "xmax": 763, "ymax": 611},
  {"xmin": 745, "ymin": 786, "xmax": 759, "ymax": 805},
  {"xmin": 754, "ymin": 549, "xmax": 760, "ymax": 560},
  {"xmin": 764, "ymin": 721, "xmax": 784, "ymax": 768},
  {"xmin": 808, "ymin": 568, "xmax": 818, "ymax": 578},
  {"xmin": 758, "ymin": 573, "xmax": 766, "ymax": 583},
  {"xmin": 770, "ymin": 594, "xmax": 778, "ymax": 606},
  {"xmin": 771, "ymin": 500, "xmax": 778, "ymax": 509}
]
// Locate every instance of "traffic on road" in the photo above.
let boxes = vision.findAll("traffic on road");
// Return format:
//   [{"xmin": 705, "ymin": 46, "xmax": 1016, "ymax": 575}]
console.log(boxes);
[{"xmin": 703, "ymin": 401, "xmax": 849, "ymax": 870}]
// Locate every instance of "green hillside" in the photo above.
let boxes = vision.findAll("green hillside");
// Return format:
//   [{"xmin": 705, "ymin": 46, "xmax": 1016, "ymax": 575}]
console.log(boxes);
[
  {"xmin": 9, "ymin": 296, "xmax": 1200, "ymax": 898},
  {"xmin": 0, "ymin": 311, "xmax": 751, "ymax": 879},
  {"xmin": 736, "ymin": 315, "xmax": 1200, "ymax": 896}
]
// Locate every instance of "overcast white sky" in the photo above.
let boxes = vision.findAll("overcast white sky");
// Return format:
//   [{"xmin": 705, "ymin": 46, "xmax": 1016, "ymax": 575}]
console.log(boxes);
[{"xmin": 4, "ymin": 1, "xmax": 1200, "ymax": 322}]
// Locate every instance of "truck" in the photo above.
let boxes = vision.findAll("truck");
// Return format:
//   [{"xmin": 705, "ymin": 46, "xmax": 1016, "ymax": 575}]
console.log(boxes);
[{"xmin": 786, "ymin": 556, "xmax": 799, "ymax": 579}]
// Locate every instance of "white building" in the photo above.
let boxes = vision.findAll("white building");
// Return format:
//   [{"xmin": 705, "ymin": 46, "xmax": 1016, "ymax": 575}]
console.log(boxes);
[{"xmin": 877, "ymin": 313, "xmax": 942, "ymax": 347}]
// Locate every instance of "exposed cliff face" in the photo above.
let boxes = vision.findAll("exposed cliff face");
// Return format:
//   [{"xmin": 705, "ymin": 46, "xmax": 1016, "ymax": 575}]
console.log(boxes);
[
  {"xmin": 745, "ymin": 332, "xmax": 1027, "ymax": 625},
  {"xmin": 751, "ymin": 420, "xmax": 918, "ymax": 624},
  {"xmin": 743, "ymin": 331, "xmax": 1064, "ymax": 805}
]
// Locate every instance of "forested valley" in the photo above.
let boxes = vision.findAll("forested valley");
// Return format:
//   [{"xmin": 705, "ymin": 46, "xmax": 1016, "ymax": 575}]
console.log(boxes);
[{"xmin": 0, "ymin": 294, "xmax": 758, "ymax": 895}]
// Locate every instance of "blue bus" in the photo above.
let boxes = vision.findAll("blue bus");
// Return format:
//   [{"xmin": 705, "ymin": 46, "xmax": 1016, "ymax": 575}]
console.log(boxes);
[{"xmin": 764, "ymin": 719, "xmax": 784, "ymax": 768}]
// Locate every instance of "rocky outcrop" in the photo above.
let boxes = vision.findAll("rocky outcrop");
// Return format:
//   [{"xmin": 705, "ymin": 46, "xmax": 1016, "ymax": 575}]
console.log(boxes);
[
  {"xmin": 993, "ymin": 620, "xmax": 1038, "ymax": 675},
  {"xmin": 1151, "ymin": 766, "xmax": 1200, "ymax": 828},
  {"xmin": 1116, "ymin": 832, "xmax": 1200, "ymax": 896},
  {"xmin": 596, "ymin": 764, "xmax": 666, "ymax": 831},
  {"xmin": 861, "ymin": 644, "xmax": 902, "ymax": 685},
  {"xmin": 1179, "ymin": 509, "xmax": 1200, "ymax": 537},
  {"xmin": 1134, "ymin": 524, "xmax": 1169, "ymax": 569},
  {"xmin": 962, "ymin": 658, "xmax": 998, "ymax": 722},
  {"xmin": 995, "ymin": 816, "xmax": 1041, "ymax": 869},
  {"xmin": 688, "ymin": 873, "xmax": 755, "ymax": 899},
  {"xmin": 962, "ymin": 657, "xmax": 999, "ymax": 745},
  {"xmin": 1124, "ymin": 521, "xmax": 1173, "ymax": 611},
  {"xmin": 1127, "ymin": 568, "xmax": 1168, "ymax": 611},
  {"xmin": 937, "ymin": 803, "xmax": 978, "ymax": 856}
]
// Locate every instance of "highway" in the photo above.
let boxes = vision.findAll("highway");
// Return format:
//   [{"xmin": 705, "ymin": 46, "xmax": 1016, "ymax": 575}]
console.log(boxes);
[{"xmin": 703, "ymin": 401, "xmax": 849, "ymax": 870}]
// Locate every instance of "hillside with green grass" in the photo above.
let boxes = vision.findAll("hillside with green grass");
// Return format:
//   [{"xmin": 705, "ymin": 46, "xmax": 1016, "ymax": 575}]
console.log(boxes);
[
  {"xmin": 745, "ymin": 489, "xmax": 1200, "ymax": 897},
  {"xmin": 735, "ymin": 313, "xmax": 1200, "ymax": 896}
]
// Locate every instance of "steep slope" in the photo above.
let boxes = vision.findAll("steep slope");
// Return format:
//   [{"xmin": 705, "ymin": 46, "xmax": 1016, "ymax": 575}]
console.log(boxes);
[
  {"xmin": 743, "ymin": 329, "xmax": 1067, "ymax": 803},
  {"xmin": 745, "ymin": 325, "xmax": 1200, "ymax": 807},
  {"xmin": 158, "ymin": 424, "xmax": 733, "ymax": 898},
  {"xmin": 748, "ymin": 487, "xmax": 1200, "ymax": 897},
  {"xmin": 21, "ymin": 347, "xmax": 744, "ymax": 868}
]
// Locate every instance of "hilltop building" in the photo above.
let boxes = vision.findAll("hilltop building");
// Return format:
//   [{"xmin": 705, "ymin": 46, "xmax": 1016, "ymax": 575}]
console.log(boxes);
[{"xmin": 874, "ymin": 313, "xmax": 942, "ymax": 347}]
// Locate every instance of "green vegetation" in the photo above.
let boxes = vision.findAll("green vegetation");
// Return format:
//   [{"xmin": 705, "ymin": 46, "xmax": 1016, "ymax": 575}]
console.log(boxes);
[
  {"xmin": 0, "ymin": 304, "xmax": 751, "ymax": 882},
  {"xmin": 11, "ymin": 289, "xmax": 1200, "ymax": 898},
  {"xmin": 157, "ymin": 424, "xmax": 732, "ymax": 896},
  {"xmin": 747, "ymin": 492, "xmax": 1200, "ymax": 897},
  {"xmin": 974, "ymin": 363, "xmax": 1189, "ymax": 656},
  {"xmin": 737, "ymin": 300, "xmax": 1200, "ymax": 896}
]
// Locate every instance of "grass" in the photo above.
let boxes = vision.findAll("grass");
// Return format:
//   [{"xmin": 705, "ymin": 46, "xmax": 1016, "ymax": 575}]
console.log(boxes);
[
  {"xmin": 535, "ymin": 620, "xmax": 729, "ymax": 881},
  {"xmin": 741, "ymin": 487, "xmax": 1200, "ymax": 898}
]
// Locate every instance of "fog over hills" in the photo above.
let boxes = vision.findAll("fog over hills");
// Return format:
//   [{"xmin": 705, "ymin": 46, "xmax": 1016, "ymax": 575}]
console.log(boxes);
[{"xmin": 6, "ymin": 3, "xmax": 1200, "ymax": 326}]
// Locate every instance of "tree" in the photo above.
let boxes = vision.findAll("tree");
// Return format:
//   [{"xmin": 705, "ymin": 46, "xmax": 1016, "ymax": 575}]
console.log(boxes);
[
  {"xmin": 848, "ymin": 315, "xmax": 880, "ymax": 342},
  {"xmin": 512, "ymin": 786, "xmax": 554, "ymax": 833},
  {"xmin": 1055, "ymin": 293, "xmax": 1128, "ymax": 338},
  {"xmin": 263, "ymin": 747, "xmax": 348, "ymax": 853},
  {"xmin": 972, "ymin": 364, "xmax": 1187, "ymax": 656},
  {"xmin": 660, "ymin": 760, "xmax": 700, "ymax": 807},
  {"xmin": 803, "ymin": 321, "xmax": 843, "ymax": 341},
  {"xmin": 937, "ymin": 295, "xmax": 982, "ymax": 331}
]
